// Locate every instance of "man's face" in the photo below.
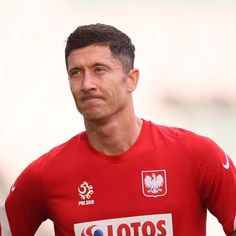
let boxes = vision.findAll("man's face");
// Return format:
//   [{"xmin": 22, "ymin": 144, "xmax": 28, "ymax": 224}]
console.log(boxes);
[{"xmin": 67, "ymin": 45, "xmax": 136, "ymax": 122}]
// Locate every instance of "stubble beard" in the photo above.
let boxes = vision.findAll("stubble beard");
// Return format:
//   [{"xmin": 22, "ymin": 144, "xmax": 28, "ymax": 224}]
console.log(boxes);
[
  {"xmin": 77, "ymin": 100, "xmax": 126, "ymax": 125},
  {"xmin": 76, "ymin": 101, "xmax": 110, "ymax": 123}
]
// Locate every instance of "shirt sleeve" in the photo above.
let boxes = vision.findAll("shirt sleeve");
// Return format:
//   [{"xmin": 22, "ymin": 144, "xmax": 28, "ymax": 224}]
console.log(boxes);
[
  {"xmin": 194, "ymin": 137, "xmax": 236, "ymax": 235},
  {"xmin": 0, "ymin": 156, "xmax": 48, "ymax": 236}
]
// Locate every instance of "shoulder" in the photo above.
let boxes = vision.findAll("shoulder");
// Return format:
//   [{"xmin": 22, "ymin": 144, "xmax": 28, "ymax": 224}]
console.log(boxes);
[
  {"xmin": 145, "ymin": 120, "xmax": 225, "ymax": 163},
  {"xmin": 16, "ymin": 132, "xmax": 87, "ymax": 182},
  {"xmin": 146, "ymin": 119, "xmax": 210, "ymax": 144},
  {"xmin": 41, "ymin": 132, "xmax": 86, "ymax": 160}
]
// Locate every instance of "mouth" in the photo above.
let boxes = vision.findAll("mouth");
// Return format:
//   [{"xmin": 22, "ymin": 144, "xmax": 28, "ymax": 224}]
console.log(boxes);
[{"xmin": 80, "ymin": 96, "xmax": 104, "ymax": 102}]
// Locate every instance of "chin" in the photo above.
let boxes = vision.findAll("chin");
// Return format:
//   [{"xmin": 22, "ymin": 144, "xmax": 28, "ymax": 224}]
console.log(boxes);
[
  {"xmin": 82, "ymin": 111, "xmax": 108, "ymax": 122},
  {"xmin": 78, "ymin": 106, "xmax": 116, "ymax": 122}
]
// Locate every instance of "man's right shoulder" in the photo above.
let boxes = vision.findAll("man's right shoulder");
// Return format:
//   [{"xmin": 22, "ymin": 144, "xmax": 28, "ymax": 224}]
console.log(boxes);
[
  {"xmin": 28, "ymin": 131, "xmax": 87, "ymax": 171},
  {"xmin": 47, "ymin": 132, "xmax": 86, "ymax": 156},
  {"xmin": 8, "ymin": 132, "xmax": 87, "ymax": 195}
]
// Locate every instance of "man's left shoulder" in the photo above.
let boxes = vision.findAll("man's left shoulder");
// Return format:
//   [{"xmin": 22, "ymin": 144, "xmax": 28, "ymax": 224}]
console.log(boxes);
[{"xmin": 149, "ymin": 121, "xmax": 208, "ymax": 143}]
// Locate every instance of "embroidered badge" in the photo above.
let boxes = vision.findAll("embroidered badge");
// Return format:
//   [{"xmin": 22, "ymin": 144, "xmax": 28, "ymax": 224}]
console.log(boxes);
[
  {"xmin": 78, "ymin": 181, "xmax": 95, "ymax": 206},
  {"xmin": 142, "ymin": 170, "xmax": 167, "ymax": 197}
]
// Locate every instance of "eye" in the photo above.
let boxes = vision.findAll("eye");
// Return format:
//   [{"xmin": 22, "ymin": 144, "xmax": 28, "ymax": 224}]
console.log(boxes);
[
  {"xmin": 69, "ymin": 69, "xmax": 83, "ymax": 78},
  {"xmin": 94, "ymin": 66, "xmax": 106, "ymax": 74}
]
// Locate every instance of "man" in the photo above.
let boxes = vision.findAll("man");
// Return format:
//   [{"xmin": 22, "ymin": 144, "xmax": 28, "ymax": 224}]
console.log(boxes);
[{"xmin": 0, "ymin": 23, "xmax": 235, "ymax": 236}]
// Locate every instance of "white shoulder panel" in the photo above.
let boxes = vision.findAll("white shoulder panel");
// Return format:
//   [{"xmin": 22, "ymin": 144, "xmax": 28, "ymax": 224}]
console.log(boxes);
[{"xmin": 0, "ymin": 201, "xmax": 12, "ymax": 236}]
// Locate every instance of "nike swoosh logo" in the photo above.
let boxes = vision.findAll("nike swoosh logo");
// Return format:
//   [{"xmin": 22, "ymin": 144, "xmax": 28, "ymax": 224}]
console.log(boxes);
[
  {"xmin": 11, "ymin": 185, "xmax": 16, "ymax": 192},
  {"xmin": 223, "ymin": 154, "xmax": 230, "ymax": 169}
]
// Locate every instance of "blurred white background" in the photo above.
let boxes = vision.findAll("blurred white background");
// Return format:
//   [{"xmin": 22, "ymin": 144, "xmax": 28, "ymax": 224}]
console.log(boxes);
[{"xmin": 0, "ymin": 0, "xmax": 235, "ymax": 235}]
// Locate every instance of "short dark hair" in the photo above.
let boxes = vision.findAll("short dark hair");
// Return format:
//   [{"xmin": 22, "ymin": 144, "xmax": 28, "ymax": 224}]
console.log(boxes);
[{"xmin": 65, "ymin": 23, "xmax": 135, "ymax": 73}]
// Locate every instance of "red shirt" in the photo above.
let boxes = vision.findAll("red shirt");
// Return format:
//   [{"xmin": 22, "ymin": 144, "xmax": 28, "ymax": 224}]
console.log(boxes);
[{"xmin": 0, "ymin": 120, "xmax": 236, "ymax": 235}]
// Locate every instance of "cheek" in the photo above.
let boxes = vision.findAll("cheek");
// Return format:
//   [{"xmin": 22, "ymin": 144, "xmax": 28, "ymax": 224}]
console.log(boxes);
[
  {"xmin": 69, "ymin": 81, "xmax": 80, "ymax": 95},
  {"xmin": 104, "ymin": 83, "xmax": 120, "ymax": 99},
  {"xmin": 109, "ymin": 85, "xmax": 128, "ymax": 102},
  {"xmin": 69, "ymin": 85, "xmax": 76, "ymax": 97}
]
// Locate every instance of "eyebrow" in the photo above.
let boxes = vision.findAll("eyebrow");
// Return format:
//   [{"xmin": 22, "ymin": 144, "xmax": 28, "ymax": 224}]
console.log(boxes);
[
  {"xmin": 68, "ymin": 62, "xmax": 113, "ymax": 73},
  {"xmin": 92, "ymin": 63, "xmax": 113, "ymax": 70}
]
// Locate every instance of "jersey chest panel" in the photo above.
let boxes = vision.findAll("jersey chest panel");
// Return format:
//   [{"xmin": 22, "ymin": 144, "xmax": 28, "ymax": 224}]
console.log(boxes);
[{"xmin": 44, "ymin": 147, "xmax": 205, "ymax": 235}]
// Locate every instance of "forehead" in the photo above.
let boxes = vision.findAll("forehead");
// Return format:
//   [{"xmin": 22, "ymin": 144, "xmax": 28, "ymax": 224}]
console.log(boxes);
[{"xmin": 67, "ymin": 45, "xmax": 120, "ymax": 69}]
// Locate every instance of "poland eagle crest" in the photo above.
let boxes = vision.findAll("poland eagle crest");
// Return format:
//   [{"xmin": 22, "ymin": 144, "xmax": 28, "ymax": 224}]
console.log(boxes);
[{"xmin": 142, "ymin": 170, "xmax": 167, "ymax": 197}]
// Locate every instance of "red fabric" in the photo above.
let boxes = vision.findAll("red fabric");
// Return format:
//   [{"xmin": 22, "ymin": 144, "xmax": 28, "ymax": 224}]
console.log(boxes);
[{"xmin": 3, "ymin": 120, "xmax": 236, "ymax": 235}]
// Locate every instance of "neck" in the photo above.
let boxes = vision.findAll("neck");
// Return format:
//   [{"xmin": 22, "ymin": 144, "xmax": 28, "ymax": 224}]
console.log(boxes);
[{"xmin": 84, "ymin": 115, "xmax": 143, "ymax": 155}]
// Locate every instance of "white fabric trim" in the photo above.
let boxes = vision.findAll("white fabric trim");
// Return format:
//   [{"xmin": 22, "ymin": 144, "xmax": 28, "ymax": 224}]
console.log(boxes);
[
  {"xmin": 234, "ymin": 212, "xmax": 236, "ymax": 231},
  {"xmin": 0, "ymin": 201, "xmax": 12, "ymax": 236}
]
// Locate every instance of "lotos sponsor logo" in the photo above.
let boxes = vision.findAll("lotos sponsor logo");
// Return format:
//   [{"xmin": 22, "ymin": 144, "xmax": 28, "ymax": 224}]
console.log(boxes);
[
  {"xmin": 74, "ymin": 213, "xmax": 173, "ymax": 236},
  {"xmin": 81, "ymin": 225, "xmax": 104, "ymax": 236}
]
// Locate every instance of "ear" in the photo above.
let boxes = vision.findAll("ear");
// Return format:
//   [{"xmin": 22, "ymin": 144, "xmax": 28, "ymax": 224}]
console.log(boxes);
[{"xmin": 127, "ymin": 69, "xmax": 139, "ymax": 92}]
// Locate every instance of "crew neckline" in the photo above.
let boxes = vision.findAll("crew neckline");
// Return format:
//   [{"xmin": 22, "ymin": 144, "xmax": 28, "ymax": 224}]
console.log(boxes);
[{"xmin": 82, "ymin": 119, "xmax": 147, "ymax": 163}]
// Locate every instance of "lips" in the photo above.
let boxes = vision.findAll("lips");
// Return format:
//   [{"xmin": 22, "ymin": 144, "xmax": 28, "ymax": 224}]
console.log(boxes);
[{"xmin": 80, "ymin": 95, "xmax": 104, "ymax": 102}]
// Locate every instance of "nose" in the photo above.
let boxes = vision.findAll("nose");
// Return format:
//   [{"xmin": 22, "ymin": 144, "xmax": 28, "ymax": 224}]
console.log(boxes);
[{"xmin": 81, "ymin": 71, "xmax": 96, "ymax": 92}]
